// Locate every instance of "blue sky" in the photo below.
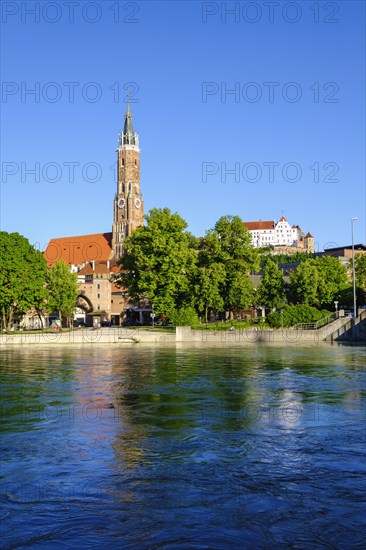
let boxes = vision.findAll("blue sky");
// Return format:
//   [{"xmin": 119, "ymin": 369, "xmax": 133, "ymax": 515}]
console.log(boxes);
[{"xmin": 1, "ymin": 0, "xmax": 365, "ymax": 252}]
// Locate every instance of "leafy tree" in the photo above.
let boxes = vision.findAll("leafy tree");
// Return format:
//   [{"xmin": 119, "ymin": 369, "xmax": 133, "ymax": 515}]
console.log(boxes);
[
  {"xmin": 193, "ymin": 263, "xmax": 225, "ymax": 323},
  {"xmin": 226, "ymin": 271, "xmax": 256, "ymax": 313},
  {"xmin": 0, "ymin": 232, "xmax": 48, "ymax": 329},
  {"xmin": 289, "ymin": 260, "xmax": 319, "ymax": 306},
  {"xmin": 314, "ymin": 256, "xmax": 348, "ymax": 307},
  {"xmin": 115, "ymin": 208, "xmax": 197, "ymax": 315},
  {"xmin": 257, "ymin": 258, "xmax": 285, "ymax": 310},
  {"xmin": 47, "ymin": 260, "xmax": 79, "ymax": 326},
  {"xmin": 290, "ymin": 256, "xmax": 348, "ymax": 308},
  {"xmin": 199, "ymin": 216, "xmax": 259, "ymax": 317},
  {"xmin": 354, "ymin": 254, "xmax": 366, "ymax": 291}
]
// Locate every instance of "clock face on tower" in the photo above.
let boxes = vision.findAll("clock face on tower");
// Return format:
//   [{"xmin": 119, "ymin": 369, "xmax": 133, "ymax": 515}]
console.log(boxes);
[
  {"xmin": 117, "ymin": 197, "xmax": 125, "ymax": 209},
  {"xmin": 134, "ymin": 198, "xmax": 141, "ymax": 209}
]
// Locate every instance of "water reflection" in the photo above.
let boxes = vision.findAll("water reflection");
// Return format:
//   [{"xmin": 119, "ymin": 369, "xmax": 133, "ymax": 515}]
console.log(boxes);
[{"xmin": 0, "ymin": 344, "xmax": 365, "ymax": 548}]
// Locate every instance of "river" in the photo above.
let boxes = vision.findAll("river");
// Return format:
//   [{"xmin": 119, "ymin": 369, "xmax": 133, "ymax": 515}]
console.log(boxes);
[{"xmin": 1, "ymin": 344, "xmax": 365, "ymax": 548}]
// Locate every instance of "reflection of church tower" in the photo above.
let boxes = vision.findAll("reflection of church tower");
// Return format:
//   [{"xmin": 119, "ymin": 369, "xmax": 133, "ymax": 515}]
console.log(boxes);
[{"xmin": 112, "ymin": 103, "xmax": 144, "ymax": 259}]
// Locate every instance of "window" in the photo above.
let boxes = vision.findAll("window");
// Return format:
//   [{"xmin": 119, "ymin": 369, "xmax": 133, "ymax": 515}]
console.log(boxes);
[
  {"xmin": 97, "ymin": 284, "xmax": 100, "ymax": 289},
  {"xmin": 97, "ymin": 293, "xmax": 100, "ymax": 299},
  {"xmin": 97, "ymin": 305, "xmax": 100, "ymax": 310}
]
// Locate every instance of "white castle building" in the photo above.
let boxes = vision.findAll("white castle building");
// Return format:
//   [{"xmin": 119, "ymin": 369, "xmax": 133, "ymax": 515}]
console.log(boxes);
[{"xmin": 243, "ymin": 216, "xmax": 314, "ymax": 251}]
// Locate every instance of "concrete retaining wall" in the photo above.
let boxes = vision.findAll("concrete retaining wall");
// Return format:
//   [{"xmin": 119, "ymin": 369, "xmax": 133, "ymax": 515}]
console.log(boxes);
[{"xmin": 2, "ymin": 318, "xmax": 360, "ymax": 347}]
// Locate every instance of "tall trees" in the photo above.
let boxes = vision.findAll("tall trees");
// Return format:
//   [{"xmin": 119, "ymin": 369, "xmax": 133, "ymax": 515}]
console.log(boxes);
[
  {"xmin": 116, "ymin": 213, "xmax": 259, "ymax": 321},
  {"xmin": 290, "ymin": 257, "xmax": 348, "ymax": 308},
  {"xmin": 257, "ymin": 258, "xmax": 285, "ymax": 310},
  {"xmin": 0, "ymin": 232, "xmax": 48, "ymax": 329},
  {"xmin": 290, "ymin": 261, "xmax": 320, "ymax": 306},
  {"xmin": 193, "ymin": 263, "xmax": 225, "ymax": 323},
  {"xmin": 315, "ymin": 256, "xmax": 348, "ymax": 306},
  {"xmin": 197, "ymin": 216, "xmax": 259, "ymax": 318},
  {"xmin": 116, "ymin": 208, "xmax": 197, "ymax": 315},
  {"xmin": 47, "ymin": 260, "xmax": 79, "ymax": 325}
]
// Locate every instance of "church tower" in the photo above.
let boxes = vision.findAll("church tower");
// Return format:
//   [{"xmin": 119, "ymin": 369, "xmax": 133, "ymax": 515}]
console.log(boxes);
[{"xmin": 112, "ymin": 103, "xmax": 144, "ymax": 258}]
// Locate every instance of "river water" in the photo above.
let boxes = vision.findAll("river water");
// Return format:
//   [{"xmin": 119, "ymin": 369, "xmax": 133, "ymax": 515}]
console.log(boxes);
[{"xmin": 1, "ymin": 344, "xmax": 365, "ymax": 549}]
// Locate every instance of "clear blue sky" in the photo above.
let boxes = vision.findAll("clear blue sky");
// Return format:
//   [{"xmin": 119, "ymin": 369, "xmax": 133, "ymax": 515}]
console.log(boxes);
[{"xmin": 1, "ymin": 0, "xmax": 365, "ymax": 252}]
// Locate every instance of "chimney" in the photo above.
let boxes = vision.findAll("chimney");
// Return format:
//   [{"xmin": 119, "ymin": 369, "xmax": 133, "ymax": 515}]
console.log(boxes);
[
  {"xmin": 91, "ymin": 260, "xmax": 95, "ymax": 271},
  {"xmin": 107, "ymin": 260, "xmax": 110, "ymax": 269}
]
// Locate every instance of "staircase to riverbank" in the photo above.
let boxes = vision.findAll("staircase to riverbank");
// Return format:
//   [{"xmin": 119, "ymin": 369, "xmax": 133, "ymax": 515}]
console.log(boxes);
[{"xmin": 324, "ymin": 309, "xmax": 366, "ymax": 342}]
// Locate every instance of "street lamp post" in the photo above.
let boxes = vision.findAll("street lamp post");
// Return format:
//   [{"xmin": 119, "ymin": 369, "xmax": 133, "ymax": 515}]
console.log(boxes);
[{"xmin": 351, "ymin": 217, "xmax": 358, "ymax": 318}]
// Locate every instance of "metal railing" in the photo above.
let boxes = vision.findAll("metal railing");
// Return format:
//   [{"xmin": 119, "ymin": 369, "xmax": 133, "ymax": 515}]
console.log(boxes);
[{"xmin": 294, "ymin": 311, "xmax": 340, "ymax": 331}]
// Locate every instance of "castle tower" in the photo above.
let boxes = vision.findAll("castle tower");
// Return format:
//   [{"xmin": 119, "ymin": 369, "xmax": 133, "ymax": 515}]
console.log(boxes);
[
  {"xmin": 112, "ymin": 103, "xmax": 144, "ymax": 259},
  {"xmin": 304, "ymin": 232, "xmax": 314, "ymax": 253}
]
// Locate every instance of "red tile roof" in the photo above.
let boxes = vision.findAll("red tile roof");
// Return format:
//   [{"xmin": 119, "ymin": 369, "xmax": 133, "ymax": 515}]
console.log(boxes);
[
  {"xmin": 243, "ymin": 221, "xmax": 275, "ymax": 230},
  {"xmin": 278, "ymin": 215, "xmax": 287, "ymax": 222},
  {"xmin": 78, "ymin": 260, "xmax": 118, "ymax": 275},
  {"xmin": 304, "ymin": 232, "xmax": 313, "ymax": 238},
  {"xmin": 44, "ymin": 232, "xmax": 113, "ymax": 267}
]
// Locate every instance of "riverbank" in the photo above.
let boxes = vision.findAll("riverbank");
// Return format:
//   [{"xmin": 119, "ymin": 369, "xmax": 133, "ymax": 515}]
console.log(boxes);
[{"xmin": 1, "ymin": 316, "xmax": 364, "ymax": 345}]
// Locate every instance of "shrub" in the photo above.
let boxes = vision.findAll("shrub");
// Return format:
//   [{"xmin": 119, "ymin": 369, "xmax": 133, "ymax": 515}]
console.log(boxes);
[
  {"xmin": 267, "ymin": 304, "xmax": 331, "ymax": 328},
  {"xmin": 167, "ymin": 306, "xmax": 199, "ymax": 326}
]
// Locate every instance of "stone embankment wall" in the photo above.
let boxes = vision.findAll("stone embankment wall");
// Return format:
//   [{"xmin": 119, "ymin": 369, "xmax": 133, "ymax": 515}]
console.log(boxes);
[{"xmin": 1, "ymin": 317, "xmax": 361, "ymax": 346}]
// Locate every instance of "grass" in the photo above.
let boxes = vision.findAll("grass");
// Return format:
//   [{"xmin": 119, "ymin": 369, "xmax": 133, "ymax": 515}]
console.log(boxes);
[{"xmin": 192, "ymin": 320, "xmax": 267, "ymax": 331}]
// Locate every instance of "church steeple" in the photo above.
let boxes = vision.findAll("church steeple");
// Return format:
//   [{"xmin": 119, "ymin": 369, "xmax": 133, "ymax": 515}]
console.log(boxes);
[
  {"xmin": 118, "ymin": 101, "xmax": 139, "ymax": 147},
  {"xmin": 112, "ymin": 104, "xmax": 144, "ymax": 259}
]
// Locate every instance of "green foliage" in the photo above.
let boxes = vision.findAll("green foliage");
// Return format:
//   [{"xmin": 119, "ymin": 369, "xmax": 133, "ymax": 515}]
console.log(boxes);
[
  {"xmin": 257, "ymin": 258, "xmax": 285, "ymax": 309},
  {"xmin": 289, "ymin": 256, "xmax": 348, "ymax": 308},
  {"xmin": 314, "ymin": 256, "xmax": 348, "ymax": 306},
  {"xmin": 289, "ymin": 260, "xmax": 319, "ymax": 306},
  {"xmin": 116, "ymin": 208, "xmax": 197, "ymax": 315},
  {"xmin": 167, "ymin": 306, "xmax": 199, "ymax": 326},
  {"xmin": 267, "ymin": 304, "xmax": 331, "ymax": 328},
  {"xmin": 337, "ymin": 285, "xmax": 366, "ymax": 308},
  {"xmin": 47, "ymin": 260, "xmax": 79, "ymax": 321},
  {"xmin": 193, "ymin": 263, "xmax": 225, "ymax": 322},
  {"xmin": 260, "ymin": 251, "xmax": 313, "ymax": 269},
  {"xmin": 198, "ymin": 215, "xmax": 259, "ymax": 314},
  {"xmin": 354, "ymin": 254, "xmax": 366, "ymax": 291},
  {"xmin": 0, "ymin": 232, "xmax": 48, "ymax": 329}
]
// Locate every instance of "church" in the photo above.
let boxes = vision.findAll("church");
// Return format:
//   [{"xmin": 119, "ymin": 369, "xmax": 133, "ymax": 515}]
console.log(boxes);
[{"xmin": 44, "ymin": 104, "xmax": 146, "ymax": 326}]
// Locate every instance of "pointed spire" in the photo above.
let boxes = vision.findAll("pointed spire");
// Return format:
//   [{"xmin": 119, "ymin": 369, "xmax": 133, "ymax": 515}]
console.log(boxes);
[{"xmin": 123, "ymin": 99, "xmax": 135, "ymax": 145}]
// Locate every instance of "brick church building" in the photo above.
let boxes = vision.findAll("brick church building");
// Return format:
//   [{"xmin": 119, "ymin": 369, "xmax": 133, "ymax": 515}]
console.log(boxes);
[{"xmin": 44, "ymin": 104, "xmax": 146, "ymax": 326}]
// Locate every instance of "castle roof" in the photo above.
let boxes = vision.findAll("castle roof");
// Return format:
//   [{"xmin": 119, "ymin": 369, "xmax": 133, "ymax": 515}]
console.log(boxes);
[
  {"xmin": 44, "ymin": 232, "xmax": 112, "ymax": 267},
  {"xmin": 278, "ymin": 215, "xmax": 287, "ymax": 222},
  {"xmin": 243, "ymin": 221, "xmax": 275, "ymax": 230},
  {"xmin": 304, "ymin": 232, "xmax": 313, "ymax": 238}
]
